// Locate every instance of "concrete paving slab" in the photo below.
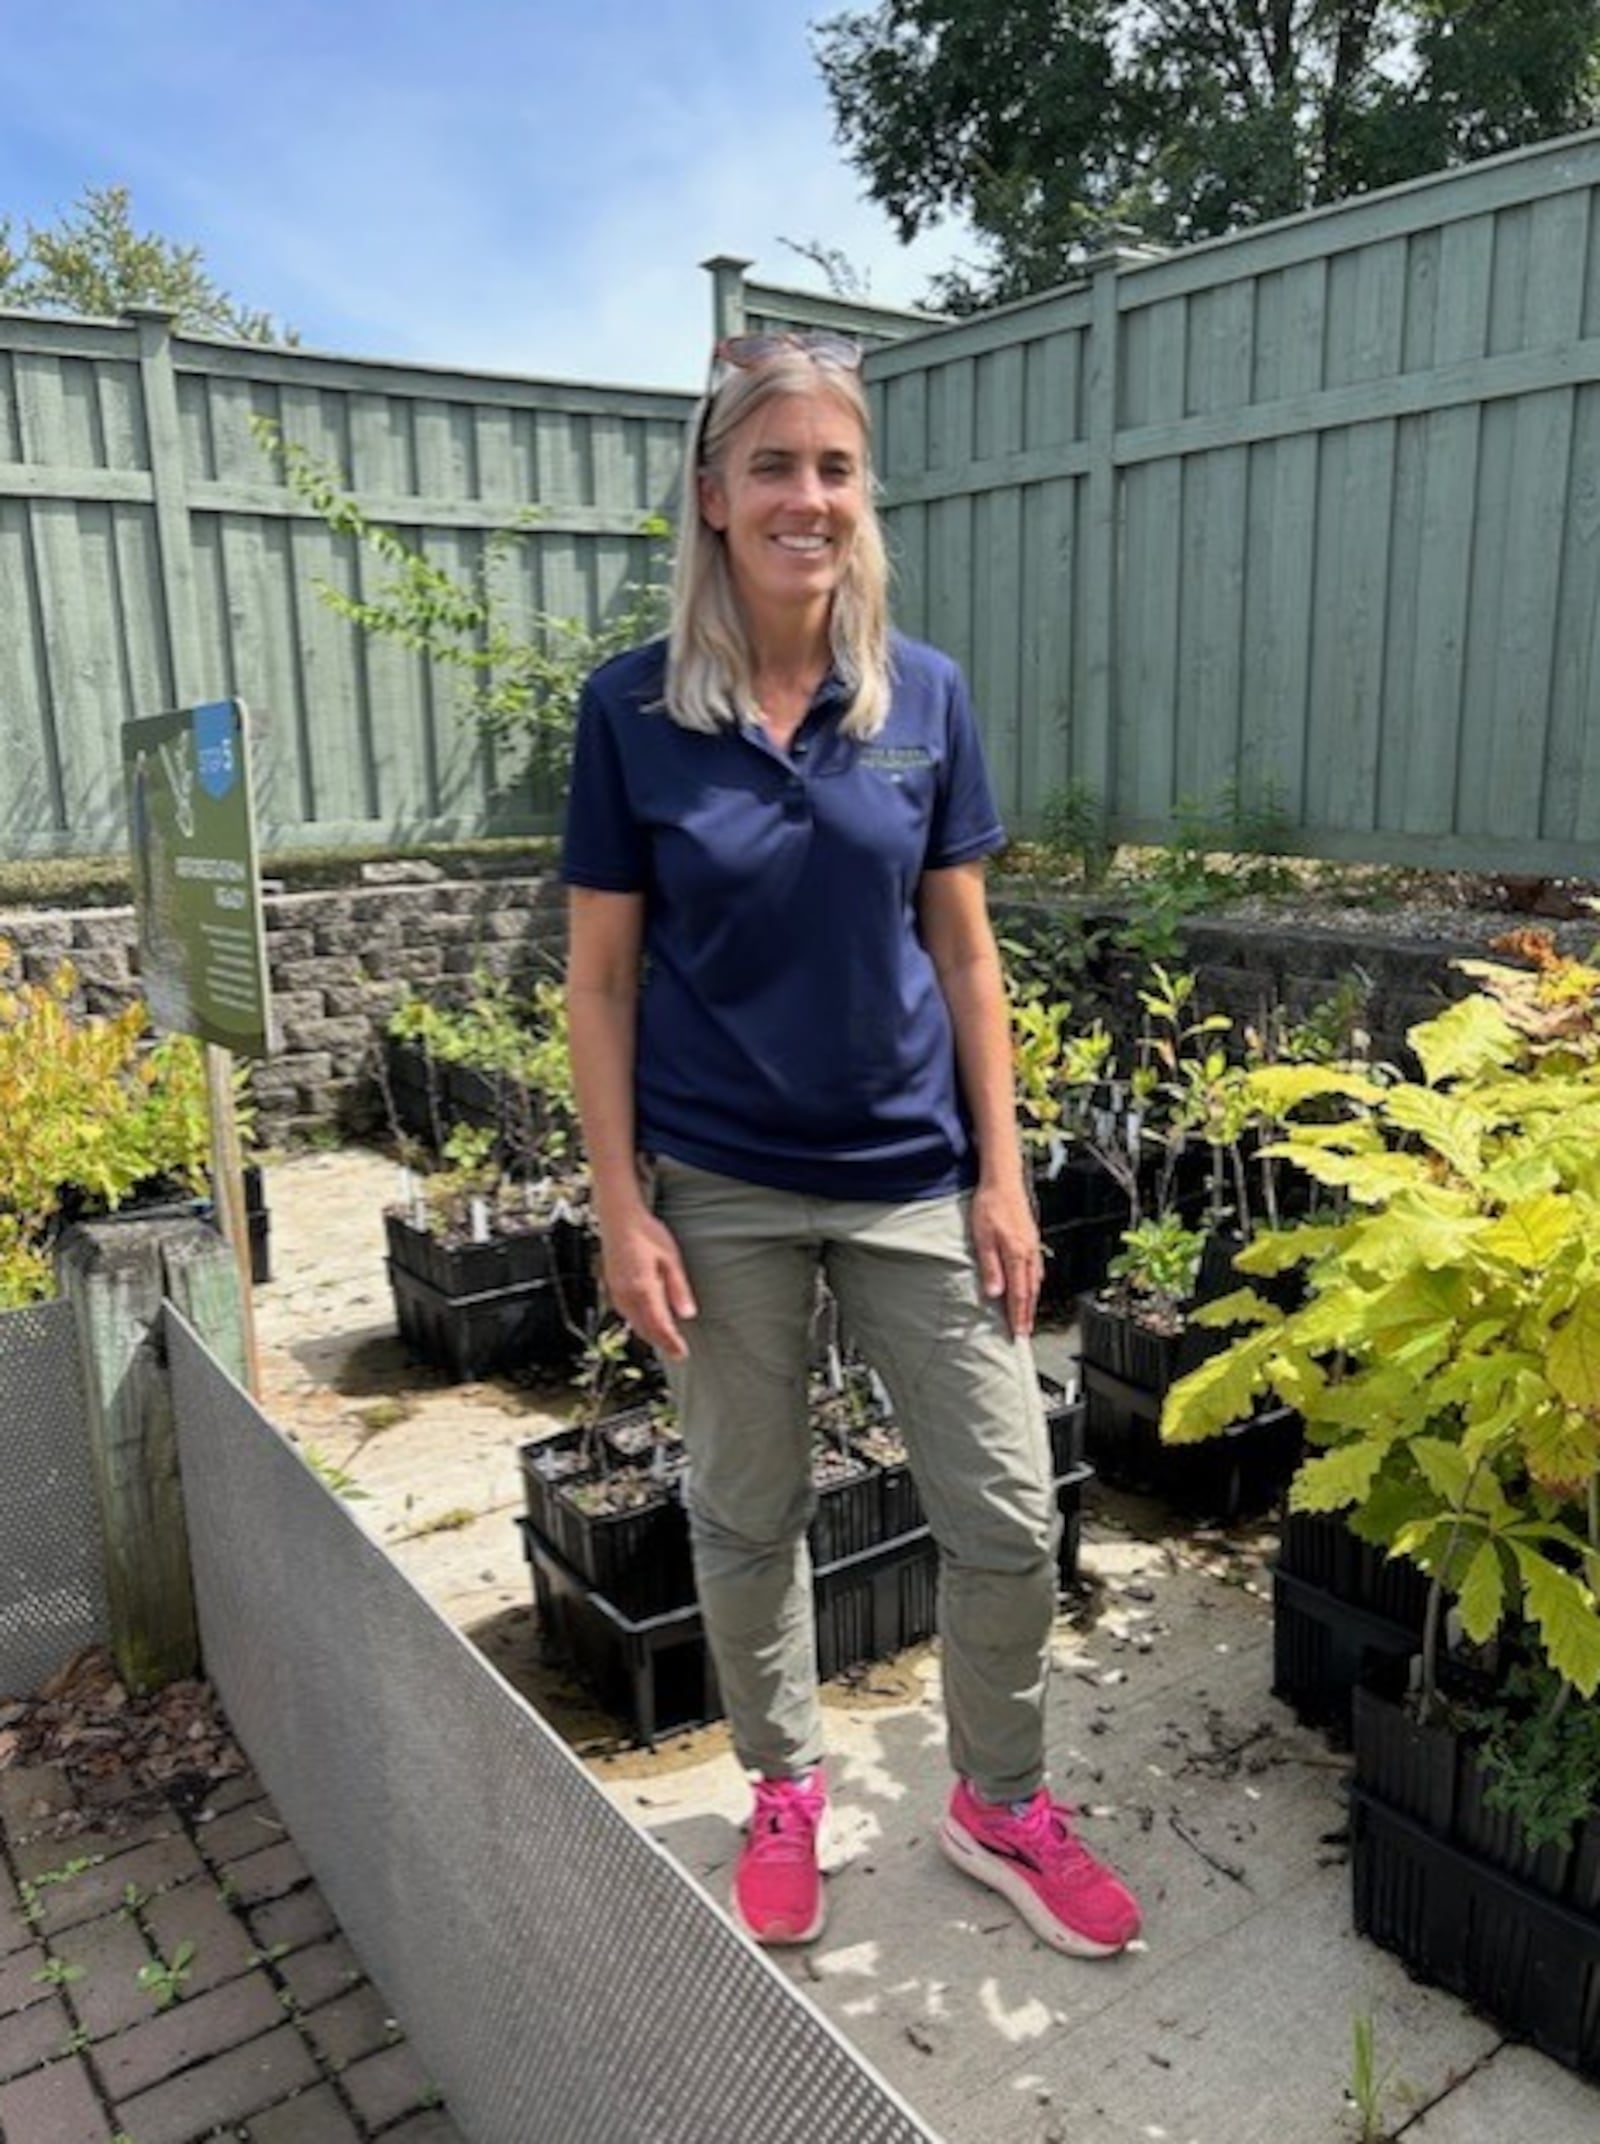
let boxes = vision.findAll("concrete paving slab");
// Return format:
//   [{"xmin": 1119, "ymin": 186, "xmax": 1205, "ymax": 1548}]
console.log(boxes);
[{"xmin": 1402, "ymin": 2041, "xmax": 1600, "ymax": 2143}]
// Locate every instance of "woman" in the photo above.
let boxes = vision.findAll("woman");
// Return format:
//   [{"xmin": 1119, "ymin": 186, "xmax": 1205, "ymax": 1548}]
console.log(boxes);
[{"xmin": 562, "ymin": 331, "xmax": 1140, "ymax": 1957}]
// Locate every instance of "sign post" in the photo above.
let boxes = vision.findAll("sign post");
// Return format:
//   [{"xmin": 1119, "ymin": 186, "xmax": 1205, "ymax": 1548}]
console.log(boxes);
[{"xmin": 123, "ymin": 698, "xmax": 273, "ymax": 1392}]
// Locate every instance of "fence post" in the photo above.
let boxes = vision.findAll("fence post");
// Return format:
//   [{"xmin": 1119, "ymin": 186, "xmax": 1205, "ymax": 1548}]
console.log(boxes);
[
  {"xmin": 702, "ymin": 254, "xmax": 754, "ymax": 344},
  {"xmin": 1080, "ymin": 246, "xmax": 1139, "ymax": 821},
  {"xmin": 57, "ymin": 1216, "xmax": 247, "ymax": 1694}
]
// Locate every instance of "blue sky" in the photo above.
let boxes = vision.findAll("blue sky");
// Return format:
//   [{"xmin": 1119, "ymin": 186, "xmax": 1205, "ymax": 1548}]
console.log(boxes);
[{"xmin": 0, "ymin": 0, "xmax": 970, "ymax": 389}]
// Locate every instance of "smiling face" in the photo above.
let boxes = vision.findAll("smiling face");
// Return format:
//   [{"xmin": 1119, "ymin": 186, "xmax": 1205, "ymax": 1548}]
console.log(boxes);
[{"xmin": 697, "ymin": 384, "xmax": 867, "ymax": 639}]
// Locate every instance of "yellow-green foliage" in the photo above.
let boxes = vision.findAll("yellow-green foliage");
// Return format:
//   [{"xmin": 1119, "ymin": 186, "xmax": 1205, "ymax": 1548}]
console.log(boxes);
[
  {"xmin": 0, "ymin": 939, "xmax": 210, "ymax": 1306},
  {"xmin": 1162, "ymin": 938, "xmax": 1600, "ymax": 1697}
]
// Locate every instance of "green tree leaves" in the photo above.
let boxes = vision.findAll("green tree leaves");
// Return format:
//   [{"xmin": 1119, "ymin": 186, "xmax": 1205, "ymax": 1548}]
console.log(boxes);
[
  {"xmin": 0, "ymin": 184, "xmax": 291, "ymax": 342},
  {"xmin": 815, "ymin": 2, "xmax": 1600, "ymax": 309}
]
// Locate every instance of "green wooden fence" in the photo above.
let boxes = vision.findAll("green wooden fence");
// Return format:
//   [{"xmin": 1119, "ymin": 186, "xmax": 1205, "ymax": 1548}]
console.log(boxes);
[
  {"xmin": 8, "ymin": 133, "xmax": 1600, "ymax": 871},
  {"xmin": 0, "ymin": 308, "xmax": 695, "ymax": 857},
  {"xmin": 869, "ymin": 129, "xmax": 1600, "ymax": 872}
]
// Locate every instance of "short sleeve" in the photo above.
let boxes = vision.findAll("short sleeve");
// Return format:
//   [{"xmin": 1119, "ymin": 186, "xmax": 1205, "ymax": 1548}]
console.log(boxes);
[
  {"xmin": 926, "ymin": 661, "xmax": 1006, "ymax": 867},
  {"xmin": 561, "ymin": 676, "xmax": 649, "ymax": 891}
]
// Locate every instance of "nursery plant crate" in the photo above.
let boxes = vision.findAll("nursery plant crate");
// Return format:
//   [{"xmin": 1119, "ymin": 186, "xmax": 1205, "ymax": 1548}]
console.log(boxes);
[
  {"xmin": 519, "ymin": 1449, "xmax": 1097, "ymax": 1745},
  {"xmin": 809, "ymin": 1449, "xmax": 881, "ymax": 1565},
  {"xmin": 382, "ymin": 1034, "xmax": 438, "ymax": 1144},
  {"xmin": 1081, "ymin": 1360, "xmax": 1299, "ymax": 1518},
  {"xmin": 519, "ymin": 1518, "xmax": 942, "ymax": 1748},
  {"xmin": 1350, "ymin": 1789, "xmax": 1600, "ymax": 2076},
  {"xmin": 523, "ymin": 1525, "xmax": 720, "ymax": 1746},
  {"xmin": 1271, "ymin": 1512, "xmax": 1432, "ymax": 1741},
  {"xmin": 519, "ymin": 1418, "xmax": 692, "ymax": 1622},
  {"xmin": 387, "ymin": 1211, "xmax": 594, "ymax": 1379},
  {"xmin": 1349, "ymin": 1659, "xmax": 1600, "ymax": 2075}
]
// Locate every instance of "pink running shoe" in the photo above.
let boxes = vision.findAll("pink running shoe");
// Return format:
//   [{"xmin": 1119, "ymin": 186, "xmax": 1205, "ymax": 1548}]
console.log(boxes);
[
  {"xmin": 940, "ymin": 1781, "xmax": 1141, "ymax": 1956},
  {"xmin": 732, "ymin": 1770, "xmax": 828, "ymax": 1945}
]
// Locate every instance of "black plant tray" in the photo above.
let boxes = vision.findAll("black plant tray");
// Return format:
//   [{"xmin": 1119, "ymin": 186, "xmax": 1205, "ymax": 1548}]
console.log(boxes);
[
  {"xmin": 1351, "ymin": 1669, "xmax": 1600, "ymax": 1909},
  {"xmin": 519, "ymin": 1518, "xmax": 941, "ymax": 1747},
  {"xmin": 519, "ymin": 1421, "xmax": 691, "ymax": 1620},
  {"xmin": 384, "ymin": 1210, "xmax": 593, "ymax": 1301},
  {"xmin": 1082, "ymin": 1361, "xmax": 1299, "ymax": 1517},
  {"xmin": 1278, "ymin": 1510, "xmax": 1433, "ymax": 1631},
  {"xmin": 389, "ymin": 1261, "xmax": 584, "ymax": 1380},
  {"xmin": 1271, "ymin": 1566, "xmax": 1424, "ymax": 1745},
  {"xmin": 809, "ymin": 1456, "xmax": 881, "ymax": 1565},
  {"xmin": 1351, "ymin": 1787, "xmax": 1600, "ymax": 2078},
  {"xmin": 522, "ymin": 1522, "xmax": 721, "ymax": 1748}
]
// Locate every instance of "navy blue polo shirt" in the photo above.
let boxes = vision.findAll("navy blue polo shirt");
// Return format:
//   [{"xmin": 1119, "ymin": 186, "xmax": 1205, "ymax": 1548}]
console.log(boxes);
[{"xmin": 561, "ymin": 633, "xmax": 1006, "ymax": 1200}]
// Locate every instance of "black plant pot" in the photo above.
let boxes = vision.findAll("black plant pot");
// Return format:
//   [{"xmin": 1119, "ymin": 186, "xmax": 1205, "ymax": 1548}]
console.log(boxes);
[{"xmin": 520, "ymin": 1417, "xmax": 694, "ymax": 1621}]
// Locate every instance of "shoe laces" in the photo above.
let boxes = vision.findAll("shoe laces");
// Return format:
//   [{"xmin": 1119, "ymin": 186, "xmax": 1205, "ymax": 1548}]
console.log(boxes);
[
  {"xmin": 1009, "ymin": 1790, "xmax": 1096, "ymax": 1875},
  {"xmin": 748, "ymin": 1776, "xmax": 824, "ymax": 1864}
]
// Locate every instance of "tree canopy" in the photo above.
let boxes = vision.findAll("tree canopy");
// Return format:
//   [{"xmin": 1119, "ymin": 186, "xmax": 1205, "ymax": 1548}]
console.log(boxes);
[
  {"xmin": 814, "ymin": 0, "xmax": 1600, "ymax": 309},
  {"xmin": 0, "ymin": 184, "xmax": 291, "ymax": 342}
]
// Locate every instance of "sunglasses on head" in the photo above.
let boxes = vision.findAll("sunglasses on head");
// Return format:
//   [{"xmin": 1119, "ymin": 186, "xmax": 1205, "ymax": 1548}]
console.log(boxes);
[
  {"xmin": 693, "ymin": 331, "xmax": 865, "ymax": 465},
  {"xmin": 712, "ymin": 331, "xmax": 863, "ymax": 373}
]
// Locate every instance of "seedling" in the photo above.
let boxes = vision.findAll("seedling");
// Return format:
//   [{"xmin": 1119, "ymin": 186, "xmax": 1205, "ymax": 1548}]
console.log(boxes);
[
  {"xmin": 32, "ymin": 1957, "xmax": 86, "ymax": 1988},
  {"xmin": 137, "ymin": 1939, "xmax": 196, "ymax": 2010},
  {"xmin": 1346, "ymin": 2010, "xmax": 1395, "ymax": 2141}
]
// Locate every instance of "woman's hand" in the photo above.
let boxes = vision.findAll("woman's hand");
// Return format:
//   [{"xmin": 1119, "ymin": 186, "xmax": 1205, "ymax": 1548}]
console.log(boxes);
[
  {"xmin": 969, "ymin": 1176, "xmax": 1043, "ymax": 1339},
  {"xmin": 597, "ymin": 1206, "xmax": 698, "ymax": 1362}
]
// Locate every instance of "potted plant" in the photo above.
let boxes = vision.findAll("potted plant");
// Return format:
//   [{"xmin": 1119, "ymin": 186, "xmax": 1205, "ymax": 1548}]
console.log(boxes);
[
  {"xmin": 520, "ymin": 1316, "xmax": 692, "ymax": 1621},
  {"xmin": 1063, "ymin": 965, "xmax": 1300, "ymax": 1514},
  {"xmin": 1162, "ymin": 933, "xmax": 1600, "ymax": 2069},
  {"xmin": 382, "ymin": 976, "xmax": 597, "ymax": 1379}
]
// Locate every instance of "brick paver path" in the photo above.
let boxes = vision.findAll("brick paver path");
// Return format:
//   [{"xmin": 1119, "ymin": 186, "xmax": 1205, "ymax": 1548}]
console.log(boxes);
[{"xmin": 0, "ymin": 1760, "xmax": 466, "ymax": 2143}]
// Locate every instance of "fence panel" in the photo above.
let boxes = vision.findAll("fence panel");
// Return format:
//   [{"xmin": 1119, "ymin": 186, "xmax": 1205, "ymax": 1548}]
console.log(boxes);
[
  {"xmin": 0, "ymin": 311, "xmax": 696, "ymax": 858},
  {"xmin": 0, "ymin": 1298, "xmax": 105, "ymax": 1695},
  {"xmin": 868, "ymin": 129, "xmax": 1600, "ymax": 871},
  {"xmin": 167, "ymin": 1308, "xmax": 939, "ymax": 2144}
]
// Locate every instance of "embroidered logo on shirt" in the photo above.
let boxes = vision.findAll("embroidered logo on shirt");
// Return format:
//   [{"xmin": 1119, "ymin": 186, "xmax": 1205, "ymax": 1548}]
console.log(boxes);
[{"xmin": 858, "ymin": 745, "xmax": 934, "ymax": 770}]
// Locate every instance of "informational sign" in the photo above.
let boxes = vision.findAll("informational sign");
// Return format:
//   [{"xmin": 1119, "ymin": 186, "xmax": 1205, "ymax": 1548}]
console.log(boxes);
[{"xmin": 123, "ymin": 699, "xmax": 274, "ymax": 1058}]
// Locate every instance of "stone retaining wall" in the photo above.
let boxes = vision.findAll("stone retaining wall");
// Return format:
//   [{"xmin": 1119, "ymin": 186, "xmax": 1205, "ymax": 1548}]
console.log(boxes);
[
  {"xmin": 0, "ymin": 873, "xmax": 565, "ymax": 1147},
  {"xmin": 0, "ymin": 876, "xmax": 1549, "ymax": 1150}
]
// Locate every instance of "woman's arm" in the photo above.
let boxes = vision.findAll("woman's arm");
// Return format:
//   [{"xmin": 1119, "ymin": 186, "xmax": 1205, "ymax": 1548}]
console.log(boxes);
[
  {"xmin": 918, "ymin": 861, "xmax": 1041, "ymax": 1338},
  {"xmin": 566, "ymin": 887, "xmax": 696, "ymax": 1359}
]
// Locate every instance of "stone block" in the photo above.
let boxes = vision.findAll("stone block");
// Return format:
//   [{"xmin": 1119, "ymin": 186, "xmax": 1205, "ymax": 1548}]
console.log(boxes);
[
  {"xmin": 111, "ymin": 2021, "xmax": 319, "ymax": 2144},
  {"xmin": 0, "ymin": 2053, "xmax": 106, "ymax": 2142}
]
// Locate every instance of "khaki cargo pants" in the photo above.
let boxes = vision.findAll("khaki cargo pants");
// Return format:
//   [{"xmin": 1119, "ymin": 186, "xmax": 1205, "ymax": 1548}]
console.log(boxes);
[{"xmin": 652, "ymin": 1156, "xmax": 1057, "ymax": 1803}]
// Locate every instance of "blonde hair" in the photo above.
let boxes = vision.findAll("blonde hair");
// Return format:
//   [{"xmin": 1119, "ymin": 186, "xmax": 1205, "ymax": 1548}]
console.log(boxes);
[{"xmin": 665, "ymin": 350, "xmax": 891, "ymax": 738}]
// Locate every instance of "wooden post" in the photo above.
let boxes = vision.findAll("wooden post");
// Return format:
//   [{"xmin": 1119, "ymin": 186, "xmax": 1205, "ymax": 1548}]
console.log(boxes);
[
  {"xmin": 58, "ymin": 1215, "xmax": 247, "ymax": 1693},
  {"xmin": 701, "ymin": 253, "xmax": 753, "ymax": 344}
]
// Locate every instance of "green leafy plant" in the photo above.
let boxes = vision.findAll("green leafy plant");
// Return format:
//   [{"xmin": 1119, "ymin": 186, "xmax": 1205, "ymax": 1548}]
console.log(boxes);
[
  {"xmin": 32, "ymin": 1957, "xmax": 86, "ymax": 1988},
  {"xmin": 1466, "ymin": 1656, "xmax": 1600, "ymax": 1849},
  {"xmin": 254, "ymin": 417, "xmax": 669, "ymax": 791},
  {"xmin": 1036, "ymin": 780, "xmax": 1115, "ymax": 888},
  {"xmin": 300, "ymin": 1447, "xmax": 371, "ymax": 1502},
  {"xmin": 384, "ymin": 969, "xmax": 584, "ymax": 1218},
  {"xmin": 137, "ymin": 1939, "xmax": 195, "ymax": 2010},
  {"xmin": 1106, "ymin": 1213, "xmax": 1206, "ymax": 1326},
  {"xmin": 0, "ymin": 940, "xmax": 218, "ymax": 1305},
  {"xmin": 1163, "ymin": 934, "xmax": 1600, "ymax": 1726}
]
